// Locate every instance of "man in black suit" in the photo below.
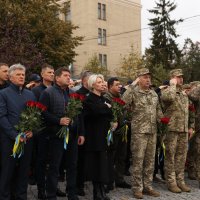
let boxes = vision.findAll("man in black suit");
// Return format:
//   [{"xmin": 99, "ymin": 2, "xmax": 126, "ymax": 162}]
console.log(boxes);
[{"xmin": 40, "ymin": 67, "xmax": 84, "ymax": 200}]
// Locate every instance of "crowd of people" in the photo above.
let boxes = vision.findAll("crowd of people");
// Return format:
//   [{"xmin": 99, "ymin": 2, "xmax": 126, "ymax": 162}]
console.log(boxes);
[{"xmin": 0, "ymin": 62, "xmax": 200, "ymax": 200}]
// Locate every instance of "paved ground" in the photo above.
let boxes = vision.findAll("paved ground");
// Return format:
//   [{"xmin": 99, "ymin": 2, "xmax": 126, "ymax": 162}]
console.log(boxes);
[{"xmin": 28, "ymin": 174, "xmax": 200, "ymax": 200}]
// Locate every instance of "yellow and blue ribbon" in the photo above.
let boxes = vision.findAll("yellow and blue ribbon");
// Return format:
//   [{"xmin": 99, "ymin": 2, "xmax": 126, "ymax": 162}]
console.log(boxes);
[
  {"xmin": 107, "ymin": 129, "xmax": 113, "ymax": 146},
  {"xmin": 64, "ymin": 127, "xmax": 69, "ymax": 150},
  {"xmin": 12, "ymin": 133, "xmax": 26, "ymax": 158}
]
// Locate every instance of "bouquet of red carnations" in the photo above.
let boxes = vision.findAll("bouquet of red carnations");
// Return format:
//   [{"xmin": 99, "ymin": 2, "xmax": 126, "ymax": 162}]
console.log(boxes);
[
  {"xmin": 57, "ymin": 93, "xmax": 85, "ymax": 149},
  {"xmin": 107, "ymin": 98, "xmax": 126, "ymax": 146},
  {"xmin": 158, "ymin": 117, "xmax": 170, "ymax": 135},
  {"xmin": 13, "ymin": 101, "xmax": 47, "ymax": 158}
]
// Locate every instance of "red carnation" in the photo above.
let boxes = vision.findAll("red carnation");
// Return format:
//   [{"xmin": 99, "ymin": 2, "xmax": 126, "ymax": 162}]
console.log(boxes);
[
  {"xmin": 69, "ymin": 93, "xmax": 80, "ymax": 99},
  {"xmin": 26, "ymin": 101, "xmax": 35, "ymax": 107},
  {"xmin": 189, "ymin": 104, "xmax": 195, "ymax": 113},
  {"xmin": 160, "ymin": 117, "xmax": 170, "ymax": 124},
  {"xmin": 35, "ymin": 102, "xmax": 47, "ymax": 111},
  {"xmin": 79, "ymin": 94, "xmax": 86, "ymax": 101},
  {"xmin": 119, "ymin": 99, "xmax": 125, "ymax": 106},
  {"xmin": 113, "ymin": 98, "xmax": 125, "ymax": 106}
]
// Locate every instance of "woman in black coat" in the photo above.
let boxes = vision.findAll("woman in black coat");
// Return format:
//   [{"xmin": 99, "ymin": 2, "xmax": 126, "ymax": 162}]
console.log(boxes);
[{"xmin": 83, "ymin": 74, "xmax": 117, "ymax": 200}]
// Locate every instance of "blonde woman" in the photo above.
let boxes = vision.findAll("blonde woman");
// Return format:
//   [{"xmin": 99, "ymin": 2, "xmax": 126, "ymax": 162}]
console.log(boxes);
[{"xmin": 83, "ymin": 74, "xmax": 116, "ymax": 200}]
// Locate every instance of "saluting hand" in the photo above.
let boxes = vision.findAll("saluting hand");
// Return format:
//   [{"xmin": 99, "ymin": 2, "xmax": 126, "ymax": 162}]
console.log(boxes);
[
  {"xmin": 132, "ymin": 77, "xmax": 140, "ymax": 86},
  {"xmin": 170, "ymin": 78, "xmax": 177, "ymax": 86}
]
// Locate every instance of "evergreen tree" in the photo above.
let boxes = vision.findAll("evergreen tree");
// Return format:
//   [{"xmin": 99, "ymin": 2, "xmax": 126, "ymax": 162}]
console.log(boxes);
[
  {"xmin": 181, "ymin": 38, "xmax": 200, "ymax": 82},
  {"xmin": 146, "ymin": 0, "xmax": 182, "ymax": 71}
]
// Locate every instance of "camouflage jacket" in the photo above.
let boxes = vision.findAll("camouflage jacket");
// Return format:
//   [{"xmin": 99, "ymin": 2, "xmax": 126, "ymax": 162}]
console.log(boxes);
[
  {"xmin": 188, "ymin": 100, "xmax": 195, "ymax": 130},
  {"xmin": 188, "ymin": 86, "xmax": 200, "ymax": 132},
  {"xmin": 122, "ymin": 85, "xmax": 163, "ymax": 134},
  {"xmin": 161, "ymin": 84, "xmax": 189, "ymax": 133}
]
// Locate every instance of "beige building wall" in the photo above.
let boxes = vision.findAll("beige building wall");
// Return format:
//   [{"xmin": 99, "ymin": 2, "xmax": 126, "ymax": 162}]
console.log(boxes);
[{"xmin": 60, "ymin": 0, "xmax": 141, "ymax": 77}]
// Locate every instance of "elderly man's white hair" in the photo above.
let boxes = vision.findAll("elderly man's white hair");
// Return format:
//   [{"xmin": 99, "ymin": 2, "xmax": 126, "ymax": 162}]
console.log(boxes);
[
  {"xmin": 8, "ymin": 63, "xmax": 26, "ymax": 76},
  {"xmin": 87, "ymin": 74, "xmax": 104, "ymax": 91}
]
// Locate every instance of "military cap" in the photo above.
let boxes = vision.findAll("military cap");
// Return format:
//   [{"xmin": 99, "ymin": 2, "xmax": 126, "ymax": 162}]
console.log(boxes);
[
  {"xmin": 137, "ymin": 68, "xmax": 151, "ymax": 77},
  {"xmin": 182, "ymin": 84, "xmax": 191, "ymax": 90},
  {"xmin": 169, "ymin": 69, "xmax": 183, "ymax": 77},
  {"xmin": 190, "ymin": 81, "xmax": 200, "ymax": 87}
]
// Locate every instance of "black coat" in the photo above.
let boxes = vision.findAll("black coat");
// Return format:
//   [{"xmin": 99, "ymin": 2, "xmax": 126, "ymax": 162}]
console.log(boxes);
[
  {"xmin": 40, "ymin": 84, "xmax": 84, "ymax": 138},
  {"xmin": 31, "ymin": 83, "xmax": 47, "ymax": 101},
  {"xmin": 83, "ymin": 92, "xmax": 113, "ymax": 151},
  {"xmin": 76, "ymin": 86, "xmax": 90, "ymax": 96}
]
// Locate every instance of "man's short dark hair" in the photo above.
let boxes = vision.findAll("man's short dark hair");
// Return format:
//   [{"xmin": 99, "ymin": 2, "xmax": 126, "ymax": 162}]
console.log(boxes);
[
  {"xmin": 107, "ymin": 77, "xmax": 119, "ymax": 89},
  {"xmin": 41, "ymin": 63, "xmax": 54, "ymax": 71},
  {"xmin": 54, "ymin": 67, "xmax": 70, "ymax": 78},
  {"xmin": 0, "ymin": 63, "xmax": 8, "ymax": 68},
  {"xmin": 81, "ymin": 70, "xmax": 93, "ymax": 81}
]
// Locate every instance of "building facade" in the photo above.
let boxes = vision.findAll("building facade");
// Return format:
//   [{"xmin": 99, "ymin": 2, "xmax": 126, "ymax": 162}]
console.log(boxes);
[{"xmin": 60, "ymin": 0, "xmax": 141, "ymax": 77}]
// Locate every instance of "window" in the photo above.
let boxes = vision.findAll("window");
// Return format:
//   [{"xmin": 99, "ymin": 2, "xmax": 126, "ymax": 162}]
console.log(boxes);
[
  {"xmin": 65, "ymin": 4, "xmax": 71, "ymax": 21},
  {"xmin": 98, "ymin": 3, "xmax": 106, "ymax": 20},
  {"xmin": 65, "ymin": 9, "xmax": 71, "ymax": 21},
  {"xmin": 102, "ymin": 4, "xmax": 106, "ymax": 20},
  {"xmin": 99, "ymin": 54, "xmax": 107, "ymax": 67},
  {"xmin": 98, "ymin": 28, "xmax": 106, "ymax": 45},
  {"xmin": 99, "ymin": 54, "xmax": 102, "ymax": 66},
  {"xmin": 98, "ymin": 28, "xmax": 102, "ymax": 45},
  {"xmin": 98, "ymin": 3, "xmax": 101, "ymax": 19},
  {"xmin": 103, "ymin": 54, "xmax": 107, "ymax": 67},
  {"xmin": 102, "ymin": 29, "xmax": 106, "ymax": 45}
]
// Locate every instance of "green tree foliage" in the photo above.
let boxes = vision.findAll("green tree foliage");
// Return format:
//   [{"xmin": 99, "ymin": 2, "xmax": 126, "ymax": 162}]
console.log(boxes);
[
  {"xmin": 117, "ymin": 47, "xmax": 143, "ymax": 81},
  {"xmin": 145, "ymin": 0, "xmax": 182, "ymax": 71},
  {"xmin": 181, "ymin": 38, "xmax": 200, "ymax": 82},
  {"xmin": 0, "ymin": 0, "xmax": 82, "ymax": 70},
  {"xmin": 84, "ymin": 54, "xmax": 110, "ymax": 78},
  {"xmin": 151, "ymin": 64, "xmax": 168, "ymax": 86},
  {"xmin": 143, "ymin": 50, "xmax": 169, "ymax": 85}
]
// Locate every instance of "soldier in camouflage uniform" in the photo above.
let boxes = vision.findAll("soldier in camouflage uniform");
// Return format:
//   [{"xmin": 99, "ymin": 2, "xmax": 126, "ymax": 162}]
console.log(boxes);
[
  {"xmin": 161, "ymin": 69, "xmax": 193, "ymax": 193},
  {"xmin": 184, "ymin": 82, "xmax": 198, "ymax": 180},
  {"xmin": 123, "ymin": 68, "xmax": 163, "ymax": 199},
  {"xmin": 188, "ymin": 81, "xmax": 200, "ymax": 186}
]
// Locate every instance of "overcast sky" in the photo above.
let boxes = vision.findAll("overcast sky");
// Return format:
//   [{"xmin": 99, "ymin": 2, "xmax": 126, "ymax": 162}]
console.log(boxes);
[{"xmin": 141, "ymin": 0, "xmax": 200, "ymax": 53}]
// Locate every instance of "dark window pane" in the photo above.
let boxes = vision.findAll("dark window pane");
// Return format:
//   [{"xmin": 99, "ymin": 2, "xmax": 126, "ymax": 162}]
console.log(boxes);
[
  {"xmin": 98, "ymin": 3, "xmax": 101, "ymax": 19},
  {"xmin": 98, "ymin": 28, "xmax": 102, "ymax": 45},
  {"xmin": 103, "ymin": 54, "xmax": 107, "ymax": 67},
  {"xmin": 102, "ymin": 29, "xmax": 106, "ymax": 45},
  {"xmin": 65, "ymin": 8, "xmax": 71, "ymax": 21},
  {"xmin": 102, "ymin": 4, "xmax": 106, "ymax": 20},
  {"xmin": 99, "ymin": 54, "xmax": 103, "ymax": 66}
]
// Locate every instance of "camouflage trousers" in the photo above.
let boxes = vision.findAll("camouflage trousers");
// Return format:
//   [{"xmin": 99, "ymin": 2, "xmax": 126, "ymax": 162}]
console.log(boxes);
[
  {"xmin": 164, "ymin": 132, "xmax": 188, "ymax": 185},
  {"xmin": 187, "ymin": 135, "xmax": 197, "ymax": 175},
  {"xmin": 194, "ymin": 132, "xmax": 200, "ymax": 180},
  {"xmin": 131, "ymin": 133, "xmax": 156, "ymax": 192}
]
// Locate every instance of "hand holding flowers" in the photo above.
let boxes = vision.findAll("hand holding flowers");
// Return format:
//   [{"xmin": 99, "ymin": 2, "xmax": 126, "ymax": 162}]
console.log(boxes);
[
  {"xmin": 107, "ymin": 98, "xmax": 125, "ymax": 146},
  {"xmin": 57, "ymin": 93, "xmax": 85, "ymax": 149},
  {"xmin": 13, "ymin": 101, "xmax": 47, "ymax": 158}
]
